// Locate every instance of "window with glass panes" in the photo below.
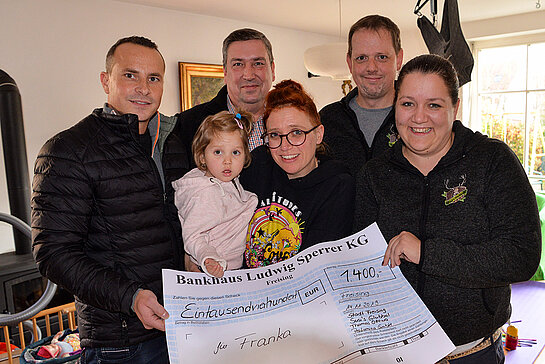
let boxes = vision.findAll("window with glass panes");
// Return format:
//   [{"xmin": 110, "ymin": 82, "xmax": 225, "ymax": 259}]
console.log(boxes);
[{"xmin": 470, "ymin": 39, "xmax": 545, "ymax": 190}]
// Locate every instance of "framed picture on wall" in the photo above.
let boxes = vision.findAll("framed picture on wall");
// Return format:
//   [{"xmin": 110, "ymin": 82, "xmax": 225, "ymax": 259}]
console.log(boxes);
[{"xmin": 179, "ymin": 62, "xmax": 224, "ymax": 111}]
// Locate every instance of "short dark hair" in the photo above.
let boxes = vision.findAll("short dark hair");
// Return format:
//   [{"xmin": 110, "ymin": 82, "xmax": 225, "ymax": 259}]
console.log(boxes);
[
  {"xmin": 348, "ymin": 15, "xmax": 401, "ymax": 57},
  {"xmin": 395, "ymin": 54, "xmax": 459, "ymax": 105},
  {"xmin": 222, "ymin": 28, "xmax": 274, "ymax": 67},
  {"xmin": 105, "ymin": 36, "xmax": 164, "ymax": 73}
]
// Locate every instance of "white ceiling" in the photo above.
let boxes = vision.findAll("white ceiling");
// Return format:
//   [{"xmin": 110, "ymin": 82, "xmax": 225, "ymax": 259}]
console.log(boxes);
[{"xmin": 114, "ymin": 0, "xmax": 544, "ymax": 37}]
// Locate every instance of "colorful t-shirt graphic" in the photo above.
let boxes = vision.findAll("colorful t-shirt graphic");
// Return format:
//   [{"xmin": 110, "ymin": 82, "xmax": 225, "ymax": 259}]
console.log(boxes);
[{"xmin": 245, "ymin": 201, "xmax": 303, "ymax": 268}]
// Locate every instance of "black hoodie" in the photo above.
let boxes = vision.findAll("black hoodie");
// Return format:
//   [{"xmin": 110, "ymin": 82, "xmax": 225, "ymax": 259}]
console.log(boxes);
[{"xmin": 240, "ymin": 145, "xmax": 355, "ymax": 268}]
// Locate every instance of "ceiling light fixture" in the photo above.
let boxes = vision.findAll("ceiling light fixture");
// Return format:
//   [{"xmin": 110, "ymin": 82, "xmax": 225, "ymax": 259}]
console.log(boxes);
[{"xmin": 303, "ymin": 0, "xmax": 352, "ymax": 93}]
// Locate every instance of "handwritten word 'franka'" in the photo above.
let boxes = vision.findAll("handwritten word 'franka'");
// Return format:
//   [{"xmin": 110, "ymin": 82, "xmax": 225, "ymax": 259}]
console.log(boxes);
[
  {"xmin": 213, "ymin": 328, "xmax": 292, "ymax": 355},
  {"xmin": 237, "ymin": 328, "xmax": 292, "ymax": 350}
]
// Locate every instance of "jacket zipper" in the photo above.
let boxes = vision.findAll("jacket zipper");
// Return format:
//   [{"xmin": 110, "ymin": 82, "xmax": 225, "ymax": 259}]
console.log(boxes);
[
  {"xmin": 416, "ymin": 176, "xmax": 430, "ymax": 294},
  {"xmin": 130, "ymin": 121, "xmax": 182, "ymax": 270},
  {"xmin": 388, "ymin": 150, "xmax": 468, "ymax": 295},
  {"xmin": 121, "ymin": 318, "xmax": 129, "ymax": 345},
  {"xmin": 150, "ymin": 137, "xmax": 183, "ymax": 270}
]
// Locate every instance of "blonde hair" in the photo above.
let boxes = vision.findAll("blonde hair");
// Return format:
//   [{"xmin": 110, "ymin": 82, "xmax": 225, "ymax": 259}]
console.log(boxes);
[{"xmin": 192, "ymin": 110, "xmax": 253, "ymax": 170}]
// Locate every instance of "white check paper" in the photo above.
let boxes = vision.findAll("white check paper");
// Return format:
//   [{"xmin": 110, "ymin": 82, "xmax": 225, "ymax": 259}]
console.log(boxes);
[{"xmin": 163, "ymin": 223, "xmax": 455, "ymax": 363}]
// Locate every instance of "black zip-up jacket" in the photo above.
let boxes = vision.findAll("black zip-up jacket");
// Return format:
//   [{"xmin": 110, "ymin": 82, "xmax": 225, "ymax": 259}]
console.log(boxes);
[
  {"xmin": 319, "ymin": 87, "xmax": 397, "ymax": 176},
  {"xmin": 174, "ymin": 85, "xmax": 228, "ymax": 167},
  {"xmin": 31, "ymin": 109, "xmax": 188, "ymax": 348},
  {"xmin": 354, "ymin": 121, "xmax": 541, "ymax": 345}
]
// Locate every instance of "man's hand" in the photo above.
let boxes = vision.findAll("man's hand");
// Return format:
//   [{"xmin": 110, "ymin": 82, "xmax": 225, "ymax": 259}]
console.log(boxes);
[
  {"xmin": 383, "ymin": 231, "xmax": 421, "ymax": 268},
  {"xmin": 204, "ymin": 258, "xmax": 225, "ymax": 278},
  {"xmin": 133, "ymin": 289, "xmax": 169, "ymax": 331}
]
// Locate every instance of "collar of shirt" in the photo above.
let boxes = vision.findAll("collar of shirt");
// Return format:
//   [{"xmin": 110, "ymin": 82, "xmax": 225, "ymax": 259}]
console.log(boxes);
[
  {"xmin": 226, "ymin": 95, "xmax": 264, "ymax": 151},
  {"xmin": 103, "ymin": 103, "xmax": 117, "ymax": 115}
]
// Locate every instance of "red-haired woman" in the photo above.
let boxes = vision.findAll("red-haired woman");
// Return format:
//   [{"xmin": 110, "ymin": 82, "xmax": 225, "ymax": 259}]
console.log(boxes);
[{"xmin": 240, "ymin": 80, "xmax": 355, "ymax": 268}]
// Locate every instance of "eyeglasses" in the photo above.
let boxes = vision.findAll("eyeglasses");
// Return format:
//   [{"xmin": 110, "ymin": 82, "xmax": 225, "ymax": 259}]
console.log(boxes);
[{"xmin": 261, "ymin": 125, "xmax": 319, "ymax": 149}]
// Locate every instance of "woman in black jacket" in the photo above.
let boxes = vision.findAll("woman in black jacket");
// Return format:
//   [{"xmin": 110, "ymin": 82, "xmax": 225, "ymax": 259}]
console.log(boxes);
[
  {"xmin": 241, "ymin": 80, "xmax": 355, "ymax": 268},
  {"xmin": 355, "ymin": 54, "xmax": 541, "ymax": 363}
]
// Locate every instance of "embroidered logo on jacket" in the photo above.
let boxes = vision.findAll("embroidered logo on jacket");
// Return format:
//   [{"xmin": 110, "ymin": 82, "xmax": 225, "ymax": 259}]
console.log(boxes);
[
  {"xmin": 386, "ymin": 125, "xmax": 399, "ymax": 147},
  {"xmin": 441, "ymin": 174, "xmax": 468, "ymax": 206}
]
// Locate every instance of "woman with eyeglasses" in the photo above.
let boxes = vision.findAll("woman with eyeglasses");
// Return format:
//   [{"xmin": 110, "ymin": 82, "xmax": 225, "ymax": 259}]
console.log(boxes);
[{"xmin": 240, "ymin": 80, "xmax": 355, "ymax": 268}]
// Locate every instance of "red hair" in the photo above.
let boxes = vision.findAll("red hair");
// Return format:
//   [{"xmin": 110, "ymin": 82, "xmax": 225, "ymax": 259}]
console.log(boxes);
[
  {"xmin": 263, "ymin": 80, "xmax": 324, "ymax": 154},
  {"xmin": 263, "ymin": 80, "xmax": 320, "ymax": 128}
]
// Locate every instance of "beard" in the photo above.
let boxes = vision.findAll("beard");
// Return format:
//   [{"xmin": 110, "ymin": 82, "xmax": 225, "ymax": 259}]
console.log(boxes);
[{"xmin": 358, "ymin": 80, "xmax": 388, "ymax": 100}]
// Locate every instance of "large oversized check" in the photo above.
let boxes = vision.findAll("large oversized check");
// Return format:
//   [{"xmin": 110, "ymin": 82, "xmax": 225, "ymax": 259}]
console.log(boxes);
[{"xmin": 163, "ymin": 223, "xmax": 455, "ymax": 363}]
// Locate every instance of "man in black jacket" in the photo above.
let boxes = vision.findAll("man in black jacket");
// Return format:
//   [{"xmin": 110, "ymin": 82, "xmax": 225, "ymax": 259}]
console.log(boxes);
[
  {"xmin": 175, "ymin": 28, "xmax": 275, "ymax": 164},
  {"xmin": 31, "ymin": 36, "xmax": 188, "ymax": 364},
  {"xmin": 320, "ymin": 15, "xmax": 403, "ymax": 176}
]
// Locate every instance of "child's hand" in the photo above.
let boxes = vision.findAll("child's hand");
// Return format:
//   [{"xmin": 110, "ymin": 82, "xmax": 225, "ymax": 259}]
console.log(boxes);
[
  {"xmin": 184, "ymin": 254, "xmax": 200, "ymax": 273},
  {"xmin": 204, "ymin": 258, "xmax": 224, "ymax": 278}
]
